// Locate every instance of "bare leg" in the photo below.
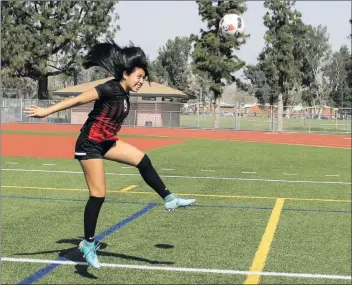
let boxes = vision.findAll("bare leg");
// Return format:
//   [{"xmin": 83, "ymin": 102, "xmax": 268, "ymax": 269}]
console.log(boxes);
[
  {"xmin": 104, "ymin": 140, "xmax": 171, "ymax": 198},
  {"xmin": 104, "ymin": 140, "xmax": 196, "ymax": 210}
]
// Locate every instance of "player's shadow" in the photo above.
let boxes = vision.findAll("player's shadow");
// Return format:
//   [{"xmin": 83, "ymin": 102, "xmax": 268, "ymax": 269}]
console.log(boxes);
[{"xmin": 15, "ymin": 237, "xmax": 175, "ymax": 279}]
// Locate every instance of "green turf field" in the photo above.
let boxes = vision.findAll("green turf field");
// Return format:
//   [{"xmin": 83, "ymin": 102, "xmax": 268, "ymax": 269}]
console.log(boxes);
[
  {"xmin": 179, "ymin": 115, "xmax": 351, "ymax": 134},
  {"xmin": 1, "ymin": 136, "xmax": 351, "ymax": 284}
]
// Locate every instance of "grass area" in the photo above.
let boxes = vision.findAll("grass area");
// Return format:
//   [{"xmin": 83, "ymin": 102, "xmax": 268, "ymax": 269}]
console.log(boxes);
[
  {"xmin": 1, "ymin": 138, "xmax": 351, "ymax": 284},
  {"xmin": 180, "ymin": 115, "xmax": 352, "ymax": 134}
]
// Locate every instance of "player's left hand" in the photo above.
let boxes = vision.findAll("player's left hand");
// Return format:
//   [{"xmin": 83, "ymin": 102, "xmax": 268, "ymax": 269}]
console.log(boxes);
[{"xmin": 24, "ymin": 106, "xmax": 49, "ymax": 118}]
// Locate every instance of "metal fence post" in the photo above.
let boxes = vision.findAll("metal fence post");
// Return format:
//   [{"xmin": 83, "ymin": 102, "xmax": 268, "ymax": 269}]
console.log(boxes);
[
  {"xmin": 20, "ymin": 98, "xmax": 23, "ymax": 122},
  {"xmin": 134, "ymin": 110, "xmax": 137, "ymax": 127},
  {"xmin": 154, "ymin": 102, "xmax": 157, "ymax": 127},
  {"xmin": 270, "ymin": 106, "xmax": 274, "ymax": 131}
]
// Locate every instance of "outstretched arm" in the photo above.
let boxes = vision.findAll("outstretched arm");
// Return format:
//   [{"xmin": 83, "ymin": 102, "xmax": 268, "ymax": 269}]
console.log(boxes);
[{"xmin": 24, "ymin": 88, "xmax": 99, "ymax": 118}]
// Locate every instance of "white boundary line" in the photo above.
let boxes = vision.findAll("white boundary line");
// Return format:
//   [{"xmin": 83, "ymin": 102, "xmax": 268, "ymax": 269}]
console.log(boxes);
[
  {"xmin": 2, "ymin": 168, "xmax": 351, "ymax": 185},
  {"xmin": 1, "ymin": 257, "xmax": 350, "ymax": 280}
]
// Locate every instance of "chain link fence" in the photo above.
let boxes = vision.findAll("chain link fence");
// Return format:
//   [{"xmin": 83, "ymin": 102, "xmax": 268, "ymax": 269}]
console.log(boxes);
[{"xmin": 1, "ymin": 98, "xmax": 351, "ymax": 134}]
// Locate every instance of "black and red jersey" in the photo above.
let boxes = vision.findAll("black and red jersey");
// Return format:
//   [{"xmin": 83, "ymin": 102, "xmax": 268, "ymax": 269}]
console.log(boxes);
[{"xmin": 80, "ymin": 79, "xmax": 130, "ymax": 142}]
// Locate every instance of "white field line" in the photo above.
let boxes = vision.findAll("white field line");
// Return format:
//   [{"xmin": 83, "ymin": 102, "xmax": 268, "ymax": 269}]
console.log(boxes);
[
  {"xmin": 1, "ymin": 257, "xmax": 350, "ymax": 280},
  {"xmin": 1, "ymin": 257, "xmax": 352, "ymax": 280},
  {"xmin": 1, "ymin": 168, "xmax": 351, "ymax": 185}
]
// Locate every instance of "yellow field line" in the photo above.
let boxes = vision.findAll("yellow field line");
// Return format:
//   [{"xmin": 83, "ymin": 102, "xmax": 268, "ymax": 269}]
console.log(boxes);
[
  {"xmin": 119, "ymin": 185, "xmax": 138, "ymax": 192},
  {"xmin": 126, "ymin": 191, "xmax": 352, "ymax": 203},
  {"xmin": 244, "ymin": 198, "xmax": 285, "ymax": 285},
  {"xmin": 1, "ymin": 185, "xmax": 138, "ymax": 194},
  {"xmin": 1, "ymin": 186, "xmax": 351, "ymax": 203}
]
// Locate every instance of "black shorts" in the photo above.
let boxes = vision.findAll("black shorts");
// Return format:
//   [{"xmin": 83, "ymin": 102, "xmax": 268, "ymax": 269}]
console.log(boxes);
[{"xmin": 74, "ymin": 134, "xmax": 116, "ymax": 160}]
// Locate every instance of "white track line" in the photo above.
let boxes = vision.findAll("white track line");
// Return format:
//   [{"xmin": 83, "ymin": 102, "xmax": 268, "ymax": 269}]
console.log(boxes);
[
  {"xmin": 2, "ymin": 168, "xmax": 351, "ymax": 185},
  {"xmin": 242, "ymin": 172, "xmax": 256, "ymax": 174},
  {"xmin": 1, "ymin": 257, "xmax": 350, "ymax": 280},
  {"xmin": 344, "ymin": 137, "xmax": 351, "ymax": 140}
]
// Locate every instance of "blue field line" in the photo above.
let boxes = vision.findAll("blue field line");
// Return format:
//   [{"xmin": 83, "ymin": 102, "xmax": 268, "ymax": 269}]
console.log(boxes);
[
  {"xmin": 1, "ymin": 195, "xmax": 351, "ymax": 214},
  {"xmin": 18, "ymin": 203, "xmax": 157, "ymax": 285}
]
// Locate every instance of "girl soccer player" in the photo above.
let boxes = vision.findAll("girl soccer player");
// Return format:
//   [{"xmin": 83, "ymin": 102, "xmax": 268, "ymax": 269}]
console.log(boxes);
[{"xmin": 25, "ymin": 38, "xmax": 196, "ymax": 269}]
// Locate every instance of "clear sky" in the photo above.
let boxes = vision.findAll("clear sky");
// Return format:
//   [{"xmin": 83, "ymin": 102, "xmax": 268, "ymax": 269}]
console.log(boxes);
[{"xmin": 113, "ymin": 1, "xmax": 351, "ymax": 65}]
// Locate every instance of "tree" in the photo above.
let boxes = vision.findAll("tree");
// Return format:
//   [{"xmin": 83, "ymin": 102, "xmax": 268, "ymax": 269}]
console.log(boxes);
[
  {"xmin": 192, "ymin": 0, "xmax": 248, "ymax": 128},
  {"xmin": 1, "ymin": 0, "xmax": 118, "ymax": 99},
  {"xmin": 150, "ymin": 36, "xmax": 193, "ymax": 92},
  {"xmin": 48, "ymin": 66, "xmax": 110, "ymax": 91},
  {"xmin": 1, "ymin": 68, "xmax": 37, "ymax": 98},
  {"xmin": 184, "ymin": 71, "xmax": 213, "ymax": 113},
  {"xmin": 299, "ymin": 25, "xmax": 332, "ymax": 114},
  {"xmin": 243, "ymin": 64, "xmax": 272, "ymax": 105},
  {"xmin": 258, "ymin": 1, "xmax": 305, "ymax": 130},
  {"xmin": 325, "ymin": 45, "xmax": 351, "ymax": 108}
]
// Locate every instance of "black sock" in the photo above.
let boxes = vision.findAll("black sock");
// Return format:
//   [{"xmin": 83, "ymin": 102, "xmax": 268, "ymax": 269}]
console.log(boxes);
[
  {"xmin": 137, "ymin": 155, "xmax": 171, "ymax": 199},
  {"xmin": 84, "ymin": 196, "xmax": 105, "ymax": 243}
]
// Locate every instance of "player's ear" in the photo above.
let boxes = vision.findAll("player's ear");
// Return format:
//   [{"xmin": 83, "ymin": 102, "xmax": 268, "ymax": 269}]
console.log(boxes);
[{"xmin": 122, "ymin": 71, "xmax": 128, "ymax": 81}]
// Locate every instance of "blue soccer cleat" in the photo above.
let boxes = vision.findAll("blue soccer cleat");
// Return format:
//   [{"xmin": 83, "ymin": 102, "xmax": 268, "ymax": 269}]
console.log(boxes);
[
  {"xmin": 79, "ymin": 240, "xmax": 101, "ymax": 269},
  {"xmin": 164, "ymin": 194, "xmax": 196, "ymax": 211}
]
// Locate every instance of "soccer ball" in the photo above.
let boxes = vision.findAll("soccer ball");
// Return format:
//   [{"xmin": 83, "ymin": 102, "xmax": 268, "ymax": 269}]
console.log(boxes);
[{"xmin": 219, "ymin": 14, "xmax": 245, "ymax": 38}]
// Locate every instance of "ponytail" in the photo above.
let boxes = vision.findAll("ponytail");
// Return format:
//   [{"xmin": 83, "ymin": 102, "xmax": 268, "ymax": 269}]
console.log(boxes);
[{"xmin": 83, "ymin": 37, "xmax": 149, "ymax": 82}]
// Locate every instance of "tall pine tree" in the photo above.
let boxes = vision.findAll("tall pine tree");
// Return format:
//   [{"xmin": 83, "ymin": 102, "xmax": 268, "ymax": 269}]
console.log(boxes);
[
  {"xmin": 192, "ymin": 0, "xmax": 248, "ymax": 128},
  {"xmin": 258, "ymin": 1, "xmax": 305, "ymax": 131}
]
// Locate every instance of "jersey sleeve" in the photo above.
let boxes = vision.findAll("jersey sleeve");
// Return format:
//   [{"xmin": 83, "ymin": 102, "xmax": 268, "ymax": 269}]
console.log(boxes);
[{"xmin": 94, "ymin": 80, "xmax": 116, "ymax": 100}]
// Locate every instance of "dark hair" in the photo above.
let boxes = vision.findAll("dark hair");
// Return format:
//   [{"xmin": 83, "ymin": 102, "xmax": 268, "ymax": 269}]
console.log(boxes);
[{"xmin": 83, "ymin": 37, "xmax": 150, "ymax": 83}]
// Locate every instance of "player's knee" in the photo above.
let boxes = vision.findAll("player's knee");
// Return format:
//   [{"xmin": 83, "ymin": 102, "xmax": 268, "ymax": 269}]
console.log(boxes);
[
  {"xmin": 137, "ymin": 154, "xmax": 151, "ymax": 170},
  {"xmin": 89, "ymin": 187, "xmax": 106, "ymax": 198}
]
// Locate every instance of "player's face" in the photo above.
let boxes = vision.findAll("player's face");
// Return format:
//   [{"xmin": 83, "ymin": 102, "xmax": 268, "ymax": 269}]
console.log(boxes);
[{"xmin": 125, "ymin": 67, "xmax": 146, "ymax": 92}]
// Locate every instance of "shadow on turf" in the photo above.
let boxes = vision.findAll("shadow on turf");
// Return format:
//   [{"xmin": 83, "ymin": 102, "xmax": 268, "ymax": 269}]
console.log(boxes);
[{"xmin": 16, "ymin": 237, "xmax": 175, "ymax": 279}]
